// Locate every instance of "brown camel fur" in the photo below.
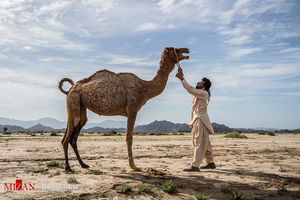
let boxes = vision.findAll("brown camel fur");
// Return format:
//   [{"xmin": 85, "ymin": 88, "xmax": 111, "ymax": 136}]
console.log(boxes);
[{"xmin": 58, "ymin": 47, "xmax": 189, "ymax": 172}]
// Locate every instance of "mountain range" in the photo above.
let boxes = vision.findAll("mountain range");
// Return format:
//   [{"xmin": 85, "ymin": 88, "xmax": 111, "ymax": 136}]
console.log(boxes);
[
  {"xmin": 0, "ymin": 117, "xmax": 130, "ymax": 129},
  {"xmin": 0, "ymin": 117, "xmax": 299, "ymax": 133}
]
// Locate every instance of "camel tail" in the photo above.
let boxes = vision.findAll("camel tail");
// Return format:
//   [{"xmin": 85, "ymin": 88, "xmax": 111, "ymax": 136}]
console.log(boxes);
[{"xmin": 58, "ymin": 78, "xmax": 74, "ymax": 95}]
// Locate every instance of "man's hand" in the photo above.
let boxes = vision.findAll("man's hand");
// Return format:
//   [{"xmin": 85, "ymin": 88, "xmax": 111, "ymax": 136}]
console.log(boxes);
[
  {"xmin": 176, "ymin": 69, "xmax": 184, "ymax": 80},
  {"xmin": 176, "ymin": 72, "xmax": 184, "ymax": 80},
  {"xmin": 178, "ymin": 66, "xmax": 183, "ymax": 73}
]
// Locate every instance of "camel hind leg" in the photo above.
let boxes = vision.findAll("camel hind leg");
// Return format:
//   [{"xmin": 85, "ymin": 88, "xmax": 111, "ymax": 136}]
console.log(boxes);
[
  {"xmin": 62, "ymin": 92, "xmax": 81, "ymax": 172},
  {"xmin": 70, "ymin": 106, "xmax": 89, "ymax": 168}
]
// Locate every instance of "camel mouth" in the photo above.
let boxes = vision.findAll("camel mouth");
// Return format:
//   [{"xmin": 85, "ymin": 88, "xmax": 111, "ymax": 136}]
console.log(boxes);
[{"xmin": 178, "ymin": 48, "xmax": 189, "ymax": 60}]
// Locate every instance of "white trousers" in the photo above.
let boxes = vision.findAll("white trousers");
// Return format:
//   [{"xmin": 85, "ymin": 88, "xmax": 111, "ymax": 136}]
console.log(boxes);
[{"xmin": 191, "ymin": 118, "xmax": 214, "ymax": 167}]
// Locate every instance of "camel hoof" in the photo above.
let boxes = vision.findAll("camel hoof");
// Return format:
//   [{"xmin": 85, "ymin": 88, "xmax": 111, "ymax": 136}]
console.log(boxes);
[
  {"xmin": 129, "ymin": 167, "xmax": 141, "ymax": 172},
  {"xmin": 81, "ymin": 163, "xmax": 90, "ymax": 169},
  {"xmin": 65, "ymin": 167, "xmax": 73, "ymax": 174}
]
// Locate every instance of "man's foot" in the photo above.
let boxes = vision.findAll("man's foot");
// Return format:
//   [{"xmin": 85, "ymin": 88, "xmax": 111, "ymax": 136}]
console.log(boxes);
[
  {"xmin": 200, "ymin": 162, "xmax": 216, "ymax": 169},
  {"xmin": 183, "ymin": 166, "xmax": 200, "ymax": 172}
]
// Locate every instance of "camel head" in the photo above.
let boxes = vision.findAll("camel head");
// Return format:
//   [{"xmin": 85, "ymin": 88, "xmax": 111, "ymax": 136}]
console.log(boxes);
[{"xmin": 163, "ymin": 47, "xmax": 190, "ymax": 63}]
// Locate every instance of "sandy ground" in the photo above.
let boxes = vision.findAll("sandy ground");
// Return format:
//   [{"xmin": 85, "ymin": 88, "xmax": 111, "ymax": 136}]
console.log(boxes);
[{"xmin": 0, "ymin": 132, "xmax": 299, "ymax": 200}]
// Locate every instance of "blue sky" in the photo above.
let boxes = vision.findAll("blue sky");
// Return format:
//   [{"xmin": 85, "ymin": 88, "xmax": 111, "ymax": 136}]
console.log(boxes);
[{"xmin": 0, "ymin": 0, "xmax": 300, "ymax": 129}]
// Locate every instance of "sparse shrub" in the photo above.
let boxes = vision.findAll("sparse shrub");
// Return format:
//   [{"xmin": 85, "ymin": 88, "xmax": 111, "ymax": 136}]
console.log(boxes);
[
  {"xmin": 258, "ymin": 132, "xmax": 265, "ymax": 135},
  {"xmin": 87, "ymin": 169, "xmax": 102, "ymax": 175},
  {"xmin": 134, "ymin": 132, "xmax": 148, "ymax": 136},
  {"xmin": 267, "ymin": 132, "xmax": 275, "ymax": 136},
  {"xmin": 26, "ymin": 149, "xmax": 40, "ymax": 152},
  {"xmin": 254, "ymin": 197, "xmax": 264, "ymax": 200},
  {"xmin": 261, "ymin": 148, "xmax": 274, "ymax": 153},
  {"xmin": 224, "ymin": 132, "xmax": 248, "ymax": 139},
  {"xmin": 279, "ymin": 166, "xmax": 287, "ymax": 172},
  {"xmin": 276, "ymin": 186, "xmax": 288, "ymax": 195},
  {"xmin": 47, "ymin": 160, "xmax": 64, "ymax": 168},
  {"xmin": 283, "ymin": 147, "xmax": 290, "ymax": 152},
  {"xmin": 231, "ymin": 150, "xmax": 241, "ymax": 155},
  {"xmin": 102, "ymin": 132, "xmax": 122, "ymax": 136},
  {"xmin": 121, "ymin": 185, "xmax": 132, "ymax": 194},
  {"xmin": 26, "ymin": 132, "xmax": 36, "ymax": 136},
  {"xmin": 50, "ymin": 132, "xmax": 58, "ymax": 136},
  {"xmin": 136, "ymin": 184, "xmax": 152, "ymax": 195},
  {"xmin": 159, "ymin": 180, "xmax": 177, "ymax": 194},
  {"xmin": 3, "ymin": 127, "xmax": 8, "ymax": 133},
  {"xmin": 195, "ymin": 193, "xmax": 211, "ymax": 200},
  {"xmin": 149, "ymin": 132, "xmax": 169, "ymax": 136},
  {"xmin": 67, "ymin": 177, "xmax": 78, "ymax": 184},
  {"xmin": 49, "ymin": 170, "xmax": 61, "ymax": 177},
  {"xmin": 3, "ymin": 130, "xmax": 12, "ymax": 135},
  {"xmin": 221, "ymin": 185, "xmax": 244, "ymax": 200},
  {"xmin": 32, "ymin": 167, "xmax": 48, "ymax": 175}
]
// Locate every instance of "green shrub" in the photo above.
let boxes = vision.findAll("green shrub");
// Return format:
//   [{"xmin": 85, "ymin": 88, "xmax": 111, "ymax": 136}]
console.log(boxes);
[
  {"xmin": 49, "ymin": 170, "xmax": 61, "ymax": 177},
  {"xmin": 50, "ymin": 132, "xmax": 58, "ymax": 136},
  {"xmin": 67, "ymin": 177, "xmax": 78, "ymax": 184},
  {"xmin": 276, "ymin": 186, "xmax": 287, "ymax": 196},
  {"xmin": 279, "ymin": 166, "xmax": 287, "ymax": 172},
  {"xmin": 136, "ymin": 184, "xmax": 152, "ymax": 195},
  {"xmin": 102, "ymin": 132, "xmax": 122, "ymax": 136},
  {"xmin": 267, "ymin": 132, "xmax": 276, "ymax": 136},
  {"xmin": 121, "ymin": 185, "xmax": 132, "ymax": 194},
  {"xmin": 221, "ymin": 185, "xmax": 244, "ymax": 200},
  {"xmin": 47, "ymin": 160, "xmax": 64, "ymax": 168},
  {"xmin": 224, "ymin": 132, "xmax": 248, "ymax": 139},
  {"xmin": 32, "ymin": 167, "xmax": 48, "ymax": 174},
  {"xmin": 195, "ymin": 193, "xmax": 211, "ymax": 200},
  {"xmin": 87, "ymin": 169, "xmax": 102, "ymax": 175},
  {"xmin": 159, "ymin": 180, "xmax": 177, "ymax": 194}
]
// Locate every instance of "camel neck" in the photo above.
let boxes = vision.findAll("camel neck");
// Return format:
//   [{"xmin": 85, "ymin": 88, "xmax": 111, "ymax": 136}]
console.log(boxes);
[{"xmin": 145, "ymin": 58, "xmax": 175, "ymax": 99}]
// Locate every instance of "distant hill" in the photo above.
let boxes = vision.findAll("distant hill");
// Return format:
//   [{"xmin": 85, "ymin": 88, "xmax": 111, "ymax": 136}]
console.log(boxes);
[
  {"xmin": 85, "ymin": 120, "xmax": 129, "ymax": 129},
  {"xmin": 0, "ymin": 117, "xmax": 65, "ymax": 129},
  {"xmin": 0, "ymin": 124, "xmax": 26, "ymax": 132},
  {"xmin": 0, "ymin": 117, "xmax": 129, "ymax": 129},
  {"xmin": 27, "ymin": 123, "xmax": 55, "ymax": 132},
  {"xmin": 0, "ymin": 117, "xmax": 299, "ymax": 133},
  {"xmin": 83, "ymin": 126, "xmax": 125, "ymax": 133}
]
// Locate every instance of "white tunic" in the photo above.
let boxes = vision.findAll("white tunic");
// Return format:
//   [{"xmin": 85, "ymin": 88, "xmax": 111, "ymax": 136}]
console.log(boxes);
[{"xmin": 181, "ymin": 79, "xmax": 215, "ymax": 134}]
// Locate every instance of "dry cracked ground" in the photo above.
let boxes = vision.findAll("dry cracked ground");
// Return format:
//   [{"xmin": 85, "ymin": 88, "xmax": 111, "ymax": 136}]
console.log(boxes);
[{"xmin": 0, "ymin": 132, "xmax": 299, "ymax": 200}]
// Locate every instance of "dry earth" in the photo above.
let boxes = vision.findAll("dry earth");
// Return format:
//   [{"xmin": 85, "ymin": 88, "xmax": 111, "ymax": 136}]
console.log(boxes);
[{"xmin": 0, "ymin": 132, "xmax": 299, "ymax": 200}]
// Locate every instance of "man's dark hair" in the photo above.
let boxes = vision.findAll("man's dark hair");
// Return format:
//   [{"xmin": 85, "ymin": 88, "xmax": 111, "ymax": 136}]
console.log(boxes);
[{"xmin": 202, "ymin": 77, "xmax": 211, "ymax": 96}]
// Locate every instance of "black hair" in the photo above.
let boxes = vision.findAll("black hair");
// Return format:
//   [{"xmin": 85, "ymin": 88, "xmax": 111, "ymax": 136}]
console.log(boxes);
[{"xmin": 202, "ymin": 77, "xmax": 211, "ymax": 97}]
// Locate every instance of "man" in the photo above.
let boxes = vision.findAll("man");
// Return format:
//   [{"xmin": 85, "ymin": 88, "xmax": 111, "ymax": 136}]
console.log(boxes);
[{"xmin": 176, "ymin": 67, "xmax": 216, "ymax": 172}]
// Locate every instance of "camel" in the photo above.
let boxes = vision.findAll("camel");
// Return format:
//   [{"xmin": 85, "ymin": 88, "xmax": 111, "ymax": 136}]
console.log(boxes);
[{"xmin": 58, "ymin": 47, "xmax": 189, "ymax": 172}]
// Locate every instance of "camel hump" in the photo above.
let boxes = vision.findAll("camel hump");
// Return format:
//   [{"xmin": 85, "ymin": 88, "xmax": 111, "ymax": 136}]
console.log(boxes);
[
  {"xmin": 79, "ymin": 69, "xmax": 123, "ymax": 84},
  {"xmin": 58, "ymin": 78, "xmax": 74, "ymax": 95}
]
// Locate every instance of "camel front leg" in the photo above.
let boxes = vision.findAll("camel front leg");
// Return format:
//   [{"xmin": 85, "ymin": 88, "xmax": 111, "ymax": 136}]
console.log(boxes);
[{"xmin": 126, "ymin": 111, "xmax": 140, "ymax": 172}]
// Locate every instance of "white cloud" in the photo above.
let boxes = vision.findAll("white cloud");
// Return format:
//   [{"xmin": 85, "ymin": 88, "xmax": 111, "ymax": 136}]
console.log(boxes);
[
  {"xmin": 135, "ymin": 22, "xmax": 160, "ymax": 32},
  {"xmin": 228, "ymin": 48, "xmax": 262, "ymax": 57},
  {"xmin": 38, "ymin": 1, "xmax": 71, "ymax": 15},
  {"xmin": 225, "ymin": 35, "xmax": 251, "ymax": 45},
  {"xmin": 38, "ymin": 57, "xmax": 72, "ymax": 62},
  {"xmin": 279, "ymin": 48, "xmax": 300, "ymax": 53},
  {"xmin": 212, "ymin": 96, "xmax": 249, "ymax": 103},
  {"xmin": 156, "ymin": 0, "xmax": 176, "ymax": 13},
  {"xmin": 104, "ymin": 53, "xmax": 157, "ymax": 67}
]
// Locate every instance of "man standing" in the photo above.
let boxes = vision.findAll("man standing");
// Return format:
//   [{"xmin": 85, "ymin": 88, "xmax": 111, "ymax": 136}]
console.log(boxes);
[{"xmin": 176, "ymin": 68, "xmax": 216, "ymax": 172}]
